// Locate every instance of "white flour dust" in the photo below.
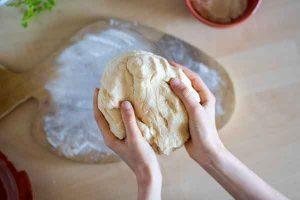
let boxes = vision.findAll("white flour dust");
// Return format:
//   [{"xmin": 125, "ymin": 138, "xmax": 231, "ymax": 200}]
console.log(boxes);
[
  {"xmin": 45, "ymin": 28, "xmax": 154, "ymax": 162},
  {"xmin": 156, "ymin": 36, "xmax": 224, "ymax": 115}
]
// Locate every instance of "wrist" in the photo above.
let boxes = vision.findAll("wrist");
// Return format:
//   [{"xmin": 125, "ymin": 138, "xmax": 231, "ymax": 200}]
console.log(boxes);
[
  {"xmin": 195, "ymin": 144, "xmax": 229, "ymax": 167},
  {"xmin": 135, "ymin": 164, "xmax": 162, "ymax": 187},
  {"xmin": 135, "ymin": 165, "xmax": 162, "ymax": 200}
]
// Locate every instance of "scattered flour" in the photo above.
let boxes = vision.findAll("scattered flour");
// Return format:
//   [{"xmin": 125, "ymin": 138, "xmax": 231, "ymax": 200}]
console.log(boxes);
[{"xmin": 45, "ymin": 28, "xmax": 154, "ymax": 162}]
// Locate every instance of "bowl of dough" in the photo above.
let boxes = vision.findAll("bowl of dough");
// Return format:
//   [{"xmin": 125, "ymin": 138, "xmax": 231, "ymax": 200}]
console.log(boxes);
[{"xmin": 185, "ymin": 0, "xmax": 262, "ymax": 28}]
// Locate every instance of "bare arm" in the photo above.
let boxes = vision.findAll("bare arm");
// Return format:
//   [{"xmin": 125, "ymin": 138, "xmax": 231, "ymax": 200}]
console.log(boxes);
[
  {"xmin": 201, "ymin": 150, "xmax": 288, "ymax": 200},
  {"xmin": 93, "ymin": 89, "xmax": 162, "ymax": 200},
  {"xmin": 170, "ymin": 62, "xmax": 288, "ymax": 200}
]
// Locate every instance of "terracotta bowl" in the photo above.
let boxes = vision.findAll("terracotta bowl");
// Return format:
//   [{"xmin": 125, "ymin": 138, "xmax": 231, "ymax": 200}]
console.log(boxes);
[
  {"xmin": 184, "ymin": 0, "xmax": 262, "ymax": 28},
  {"xmin": 0, "ymin": 152, "xmax": 32, "ymax": 200}
]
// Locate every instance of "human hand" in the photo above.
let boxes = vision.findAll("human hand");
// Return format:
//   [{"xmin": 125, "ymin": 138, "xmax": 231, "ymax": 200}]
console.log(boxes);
[
  {"xmin": 169, "ymin": 63, "xmax": 288, "ymax": 200},
  {"xmin": 169, "ymin": 62, "xmax": 226, "ymax": 166},
  {"xmin": 93, "ymin": 89, "xmax": 162, "ymax": 200}
]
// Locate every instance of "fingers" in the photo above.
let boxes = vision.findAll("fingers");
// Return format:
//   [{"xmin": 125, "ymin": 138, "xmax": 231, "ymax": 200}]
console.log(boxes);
[
  {"xmin": 120, "ymin": 101, "xmax": 142, "ymax": 142},
  {"xmin": 170, "ymin": 78, "xmax": 201, "ymax": 115},
  {"xmin": 183, "ymin": 69, "xmax": 215, "ymax": 107},
  {"xmin": 170, "ymin": 61, "xmax": 215, "ymax": 107},
  {"xmin": 93, "ymin": 88, "xmax": 120, "ymax": 148}
]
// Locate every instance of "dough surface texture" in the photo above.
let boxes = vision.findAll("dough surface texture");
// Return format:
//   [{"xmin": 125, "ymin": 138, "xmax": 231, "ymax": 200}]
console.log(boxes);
[{"xmin": 98, "ymin": 51, "xmax": 200, "ymax": 154}]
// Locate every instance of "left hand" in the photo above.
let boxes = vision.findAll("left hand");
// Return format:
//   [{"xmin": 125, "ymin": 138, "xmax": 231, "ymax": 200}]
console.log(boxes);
[{"xmin": 93, "ymin": 89, "xmax": 162, "ymax": 200}]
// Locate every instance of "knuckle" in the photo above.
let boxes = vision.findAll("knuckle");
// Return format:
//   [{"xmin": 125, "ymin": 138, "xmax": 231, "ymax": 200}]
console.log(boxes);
[
  {"xmin": 128, "ymin": 134, "xmax": 139, "ymax": 143},
  {"xmin": 181, "ymin": 87, "xmax": 191, "ymax": 99},
  {"xmin": 178, "ymin": 83, "xmax": 187, "ymax": 91},
  {"xmin": 190, "ymin": 102, "xmax": 199, "ymax": 110},
  {"xmin": 189, "ymin": 105, "xmax": 201, "ymax": 116},
  {"xmin": 125, "ymin": 113, "xmax": 135, "ymax": 125}
]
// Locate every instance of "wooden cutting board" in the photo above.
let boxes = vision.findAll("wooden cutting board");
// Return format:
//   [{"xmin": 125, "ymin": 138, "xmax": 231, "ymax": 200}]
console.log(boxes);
[
  {"xmin": 0, "ymin": 18, "xmax": 235, "ymax": 163},
  {"xmin": 0, "ymin": 62, "xmax": 53, "ymax": 118}
]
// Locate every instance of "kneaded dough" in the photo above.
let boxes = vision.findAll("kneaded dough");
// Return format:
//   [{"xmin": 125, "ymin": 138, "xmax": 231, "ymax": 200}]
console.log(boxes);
[{"xmin": 98, "ymin": 51, "xmax": 200, "ymax": 154}]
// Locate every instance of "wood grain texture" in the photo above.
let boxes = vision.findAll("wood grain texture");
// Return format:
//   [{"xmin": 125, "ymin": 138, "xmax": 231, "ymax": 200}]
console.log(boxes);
[
  {"xmin": 0, "ymin": 67, "xmax": 51, "ymax": 119},
  {"xmin": 0, "ymin": 0, "xmax": 300, "ymax": 199},
  {"xmin": 0, "ymin": 18, "xmax": 235, "ymax": 163}
]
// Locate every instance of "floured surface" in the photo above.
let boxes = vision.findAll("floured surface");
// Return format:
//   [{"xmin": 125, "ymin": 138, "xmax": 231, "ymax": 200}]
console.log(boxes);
[
  {"xmin": 44, "ymin": 25, "xmax": 154, "ymax": 162},
  {"xmin": 98, "ymin": 51, "xmax": 200, "ymax": 154},
  {"xmin": 0, "ymin": 1, "xmax": 299, "ymax": 199},
  {"xmin": 41, "ymin": 19, "xmax": 234, "ymax": 163}
]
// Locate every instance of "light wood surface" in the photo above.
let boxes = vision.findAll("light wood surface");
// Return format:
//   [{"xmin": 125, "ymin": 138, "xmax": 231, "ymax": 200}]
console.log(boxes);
[
  {"xmin": 0, "ymin": 0, "xmax": 299, "ymax": 199},
  {"xmin": 0, "ymin": 18, "xmax": 235, "ymax": 163}
]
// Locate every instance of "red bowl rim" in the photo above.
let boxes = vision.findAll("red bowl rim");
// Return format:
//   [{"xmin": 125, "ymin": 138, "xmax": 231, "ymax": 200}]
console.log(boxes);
[
  {"xmin": 0, "ymin": 152, "xmax": 32, "ymax": 200},
  {"xmin": 184, "ymin": 0, "xmax": 262, "ymax": 28}
]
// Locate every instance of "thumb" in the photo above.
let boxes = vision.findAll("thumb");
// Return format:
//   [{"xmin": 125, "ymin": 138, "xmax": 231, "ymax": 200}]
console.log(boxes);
[
  {"xmin": 120, "ymin": 101, "xmax": 142, "ymax": 142},
  {"xmin": 170, "ymin": 78, "xmax": 201, "ymax": 115}
]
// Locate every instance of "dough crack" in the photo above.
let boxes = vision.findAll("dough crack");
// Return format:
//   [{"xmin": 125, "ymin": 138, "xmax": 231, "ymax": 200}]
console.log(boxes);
[
  {"xmin": 159, "ymin": 58, "xmax": 168, "ymax": 72},
  {"xmin": 165, "ymin": 97, "xmax": 177, "ymax": 113},
  {"xmin": 150, "ymin": 71, "xmax": 156, "ymax": 82},
  {"xmin": 125, "ymin": 63, "xmax": 135, "ymax": 97},
  {"xmin": 158, "ymin": 110, "xmax": 169, "ymax": 129}
]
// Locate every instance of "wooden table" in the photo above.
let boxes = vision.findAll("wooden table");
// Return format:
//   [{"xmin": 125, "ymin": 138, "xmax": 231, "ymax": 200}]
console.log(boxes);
[{"xmin": 0, "ymin": 0, "xmax": 299, "ymax": 199}]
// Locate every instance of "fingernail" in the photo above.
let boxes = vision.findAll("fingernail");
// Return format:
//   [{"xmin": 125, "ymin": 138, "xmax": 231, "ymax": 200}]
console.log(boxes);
[
  {"xmin": 122, "ymin": 101, "xmax": 132, "ymax": 110},
  {"xmin": 170, "ymin": 78, "xmax": 180, "ymax": 87}
]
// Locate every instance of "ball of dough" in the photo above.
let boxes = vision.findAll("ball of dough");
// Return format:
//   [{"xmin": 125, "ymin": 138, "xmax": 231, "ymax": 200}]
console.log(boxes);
[{"xmin": 98, "ymin": 51, "xmax": 200, "ymax": 154}]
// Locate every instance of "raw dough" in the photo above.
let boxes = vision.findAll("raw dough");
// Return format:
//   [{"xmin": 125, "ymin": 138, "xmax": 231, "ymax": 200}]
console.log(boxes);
[
  {"xmin": 98, "ymin": 51, "xmax": 200, "ymax": 154},
  {"xmin": 192, "ymin": 0, "xmax": 248, "ymax": 23}
]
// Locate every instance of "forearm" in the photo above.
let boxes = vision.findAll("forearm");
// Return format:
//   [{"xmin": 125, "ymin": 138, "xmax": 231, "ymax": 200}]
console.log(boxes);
[
  {"xmin": 200, "ymin": 149, "xmax": 288, "ymax": 200},
  {"xmin": 137, "ymin": 178, "xmax": 162, "ymax": 200},
  {"xmin": 135, "ymin": 166, "xmax": 162, "ymax": 200}
]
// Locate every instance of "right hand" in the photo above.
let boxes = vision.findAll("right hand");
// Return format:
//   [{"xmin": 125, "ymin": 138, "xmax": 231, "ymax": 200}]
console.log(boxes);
[
  {"xmin": 170, "ymin": 63, "xmax": 289, "ymax": 200},
  {"xmin": 169, "ymin": 62, "xmax": 226, "ymax": 166}
]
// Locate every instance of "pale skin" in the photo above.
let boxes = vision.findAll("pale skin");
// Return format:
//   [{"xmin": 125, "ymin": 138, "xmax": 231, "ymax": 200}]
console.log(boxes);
[{"xmin": 93, "ymin": 62, "xmax": 288, "ymax": 200}]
